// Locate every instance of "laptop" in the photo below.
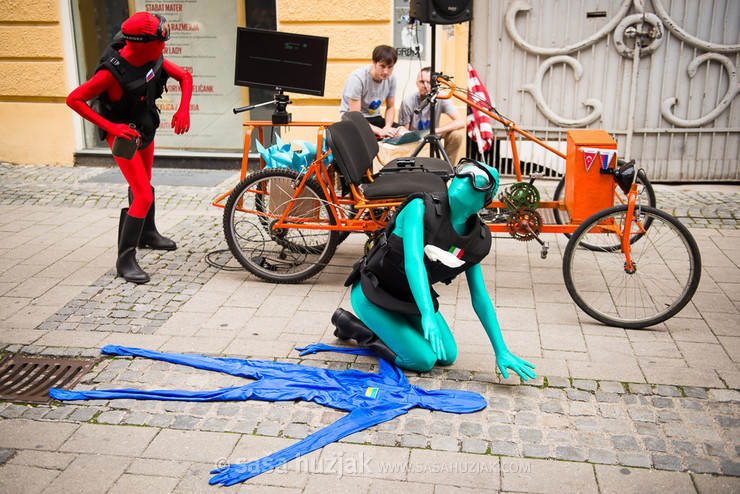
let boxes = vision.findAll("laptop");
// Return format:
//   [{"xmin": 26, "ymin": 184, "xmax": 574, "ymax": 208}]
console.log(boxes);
[{"xmin": 383, "ymin": 130, "xmax": 428, "ymax": 145}]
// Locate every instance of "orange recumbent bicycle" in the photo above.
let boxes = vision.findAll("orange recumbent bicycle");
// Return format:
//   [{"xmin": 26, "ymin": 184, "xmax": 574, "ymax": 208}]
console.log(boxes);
[{"xmin": 213, "ymin": 76, "xmax": 701, "ymax": 330}]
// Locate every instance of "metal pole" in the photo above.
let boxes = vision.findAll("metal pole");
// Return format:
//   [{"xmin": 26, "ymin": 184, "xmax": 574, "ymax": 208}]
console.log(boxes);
[
  {"xmin": 625, "ymin": 43, "xmax": 640, "ymax": 160},
  {"xmin": 429, "ymin": 24, "xmax": 438, "ymax": 158}
]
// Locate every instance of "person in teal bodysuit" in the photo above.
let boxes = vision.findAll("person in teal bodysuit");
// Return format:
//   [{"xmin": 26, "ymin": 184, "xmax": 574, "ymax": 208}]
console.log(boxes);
[{"xmin": 334, "ymin": 159, "xmax": 536, "ymax": 380}]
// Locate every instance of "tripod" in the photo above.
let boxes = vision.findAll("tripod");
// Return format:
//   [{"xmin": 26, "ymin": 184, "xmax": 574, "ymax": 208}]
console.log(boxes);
[
  {"xmin": 409, "ymin": 24, "xmax": 452, "ymax": 166},
  {"xmin": 233, "ymin": 88, "xmax": 292, "ymax": 125}
]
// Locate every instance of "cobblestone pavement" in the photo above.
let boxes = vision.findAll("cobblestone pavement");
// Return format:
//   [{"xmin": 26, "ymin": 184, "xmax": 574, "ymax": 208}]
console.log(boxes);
[{"xmin": 1, "ymin": 162, "xmax": 739, "ymax": 492}]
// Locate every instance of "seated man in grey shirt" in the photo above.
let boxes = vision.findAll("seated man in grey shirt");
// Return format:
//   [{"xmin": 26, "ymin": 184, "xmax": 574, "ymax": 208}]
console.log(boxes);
[
  {"xmin": 398, "ymin": 67, "xmax": 466, "ymax": 165},
  {"xmin": 340, "ymin": 45, "xmax": 400, "ymax": 139}
]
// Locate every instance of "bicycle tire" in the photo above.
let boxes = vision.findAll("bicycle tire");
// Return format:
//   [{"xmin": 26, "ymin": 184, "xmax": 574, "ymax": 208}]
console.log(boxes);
[
  {"xmin": 553, "ymin": 172, "xmax": 656, "ymax": 251},
  {"xmin": 563, "ymin": 205, "xmax": 701, "ymax": 329},
  {"xmin": 223, "ymin": 168, "xmax": 339, "ymax": 283}
]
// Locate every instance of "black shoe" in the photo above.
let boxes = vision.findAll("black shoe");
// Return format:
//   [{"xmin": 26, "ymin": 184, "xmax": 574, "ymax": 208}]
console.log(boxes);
[
  {"xmin": 331, "ymin": 308, "xmax": 397, "ymax": 362},
  {"xmin": 129, "ymin": 187, "xmax": 177, "ymax": 250},
  {"xmin": 117, "ymin": 209, "xmax": 150, "ymax": 284},
  {"xmin": 331, "ymin": 308, "xmax": 353, "ymax": 340}
]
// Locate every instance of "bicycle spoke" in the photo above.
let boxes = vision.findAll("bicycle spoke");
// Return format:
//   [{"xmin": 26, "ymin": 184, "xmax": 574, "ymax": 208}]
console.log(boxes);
[
  {"xmin": 563, "ymin": 205, "xmax": 700, "ymax": 328},
  {"xmin": 224, "ymin": 168, "xmax": 339, "ymax": 283}
]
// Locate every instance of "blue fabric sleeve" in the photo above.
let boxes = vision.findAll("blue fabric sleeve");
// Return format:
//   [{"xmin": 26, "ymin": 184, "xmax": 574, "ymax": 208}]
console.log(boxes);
[
  {"xmin": 209, "ymin": 404, "xmax": 408, "ymax": 486},
  {"xmin": 296, "ymin": 343, "xmax": 376, "ymax": 358},
  {"xmin": 49, "ymin": 385, "xmax": 262, "ymax": 402},
  {"xmin": 101, "ymin": 345, "xmax": 306, "ymax": 380}
]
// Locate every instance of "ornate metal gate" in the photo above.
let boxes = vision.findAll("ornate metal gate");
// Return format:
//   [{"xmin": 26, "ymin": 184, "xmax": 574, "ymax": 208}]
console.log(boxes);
[{"xmin": 470, "ymin": 0, "xmax": 739, "ymax": 181}]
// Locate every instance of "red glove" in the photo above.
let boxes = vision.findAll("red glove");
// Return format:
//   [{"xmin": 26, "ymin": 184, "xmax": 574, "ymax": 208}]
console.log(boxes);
[
  {"xmin": 164, "ymin": 59, "xmax": 192, "ymax": 135},
  {"xmin": 108, "ymin": 123, "xmax": 141, "ymax": 142},
  {"xmin": 171, "ymin": 107, "xmax": 190, "ymax": 134}
]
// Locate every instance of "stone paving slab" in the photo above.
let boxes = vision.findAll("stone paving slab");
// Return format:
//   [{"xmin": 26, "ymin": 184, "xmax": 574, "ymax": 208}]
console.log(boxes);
[
  {"xmin": 1, "ymin": 162, "xmax": 739, "ymax": 491},
  {"xmin": 3, "ymin": 216, "xmax": 737, "ymax": 387},
  {"xmin": 81, "ymin": 167, "xmax": 236, "ymax": 187},
  {"xmin": 47, "ymin": 453, "xmax": 132, "ymax": 493},
  {"xmin": 1, "ymin": 351, "xmax": 738, "ymax": 476},
  {"xmin": 59, "ymin": 422, "xmax": 158, "ymax": 456},
  {"xmin": 595, "ymin": 464, "xmax": 697, "ymax": 493},
  {"xmin": 4, "ymin": 410, "xmax": 737, "ymax": 493}
]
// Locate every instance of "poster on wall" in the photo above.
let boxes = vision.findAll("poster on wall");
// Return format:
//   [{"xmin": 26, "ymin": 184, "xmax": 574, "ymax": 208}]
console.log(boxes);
[
  {"xmin": 135, "ymin": 0, "xmax": 242, "ymax": 150},
  {"xmin": 394, "ymin": 0, "xmax": 426, "ymax": 59}
]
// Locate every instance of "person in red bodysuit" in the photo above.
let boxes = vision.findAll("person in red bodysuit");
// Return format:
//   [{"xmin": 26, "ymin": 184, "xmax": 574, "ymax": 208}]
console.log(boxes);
[{"xmin": 67, "ymin": 12, "xmax": 193, "ymax": 284}]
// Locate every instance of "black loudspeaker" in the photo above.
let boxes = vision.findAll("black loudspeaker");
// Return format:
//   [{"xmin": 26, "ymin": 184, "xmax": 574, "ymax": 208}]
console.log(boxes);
[{"xmin": 409, "ymin": 0, "xmax": 473, "ymax": 25}]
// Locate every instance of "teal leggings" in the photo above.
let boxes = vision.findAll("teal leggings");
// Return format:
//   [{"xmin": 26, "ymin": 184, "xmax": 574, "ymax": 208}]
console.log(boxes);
[{"xmin": 350, "ymin": 282, "xmax": 457, "ymax": 372}]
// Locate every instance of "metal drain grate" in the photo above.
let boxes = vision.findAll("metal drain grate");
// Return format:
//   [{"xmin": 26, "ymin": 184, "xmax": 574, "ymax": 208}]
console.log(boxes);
[{"xmin": 0, "ymin": 355, "xmax": 97, "ymax": 404}]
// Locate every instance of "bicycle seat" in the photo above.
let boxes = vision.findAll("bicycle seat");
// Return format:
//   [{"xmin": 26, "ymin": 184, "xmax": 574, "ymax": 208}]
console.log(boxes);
[
  {"xmin": 340, "ymin": 111, "xmax": 379, "ymax": 163},
  {"xmin": 361, "ymin": 172, "xmax": 447, "ymax": 199},
  {"xmin": 326, "ymin": 120, "xmax": 447, "ymax": 199},
  {"xmin": 340, "ymin": 111, "xmax": 453, "ymax": 179}
]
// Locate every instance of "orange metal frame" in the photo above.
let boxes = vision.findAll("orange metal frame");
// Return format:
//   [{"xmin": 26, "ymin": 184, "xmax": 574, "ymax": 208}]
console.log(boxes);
[
  {"xmin": 434, "ymin": 78, "xmax": 574, "ymax": 235},
  {"xmin": 213, "ymin": 81, "xmax": 633, "ymax": 239},
  {"xmin": 212, "ymin": 121, "xmax": 331, "ymax": 210},
  {"xmin": 212, "ymin": 120, "xmax": 408, "ymax": 233}
]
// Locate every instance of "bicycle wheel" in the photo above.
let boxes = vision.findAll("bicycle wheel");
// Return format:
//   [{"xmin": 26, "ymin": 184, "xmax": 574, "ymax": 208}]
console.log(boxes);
[
  {"xmin": 563, "ymin": 205, "xmax": 701, "ymax": 329},
  {"xmin": 223, "ymin": 168, "xmax": 339, "ymax": 283},
  {"xmin": 553, "ymin": 172, "xmax": 656, "ymax": 250}
]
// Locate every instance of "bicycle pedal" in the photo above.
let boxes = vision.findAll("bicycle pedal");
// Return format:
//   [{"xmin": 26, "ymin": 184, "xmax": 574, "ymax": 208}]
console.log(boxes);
[
  {"xmin": 540, "ymin": 241, "xmax": 549, "ymax": 260},
  {"xmin": 528, "ymin": 173, "xmax": 544, "ymax": 185}
]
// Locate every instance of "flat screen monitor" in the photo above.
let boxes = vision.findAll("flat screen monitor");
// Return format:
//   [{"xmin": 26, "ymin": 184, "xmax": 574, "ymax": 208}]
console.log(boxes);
[{"xmin": 234, "ymin": 28, "xmax": 329, "ymax": 97}]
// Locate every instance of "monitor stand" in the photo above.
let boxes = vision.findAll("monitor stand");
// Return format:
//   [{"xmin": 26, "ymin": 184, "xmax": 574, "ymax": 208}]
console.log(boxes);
[
  {"xmin": 232, "ymin": 88, "xmax": 292, "ymax": 125},
  {"xmin": 271, "ymin": 90, "xmax": 292, "ymax": 125}
]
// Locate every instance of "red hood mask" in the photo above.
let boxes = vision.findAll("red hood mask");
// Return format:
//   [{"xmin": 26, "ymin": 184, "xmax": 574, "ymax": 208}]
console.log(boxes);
[{"xmin": 120, "ymin": 12, "xmax": 168, "ymax": 64}]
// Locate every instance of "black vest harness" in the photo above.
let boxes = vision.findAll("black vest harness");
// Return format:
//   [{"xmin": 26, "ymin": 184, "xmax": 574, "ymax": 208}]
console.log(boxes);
[
  {"xmin": 93, "ymin": 40, "xmax": 169, "ymax": 148},
  {"xmin": 347, "ymin": 192, "xmax": 492, "ymax": 315}
]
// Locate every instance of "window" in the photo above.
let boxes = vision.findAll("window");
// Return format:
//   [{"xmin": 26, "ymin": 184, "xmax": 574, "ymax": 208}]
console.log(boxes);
[
  {"xmin": 69, "ymin": 0, "xmax": 277, "ymax": 152},
  {"xmin": 70, "ymin": 0, "xmax": 130, "ymax": 149}
]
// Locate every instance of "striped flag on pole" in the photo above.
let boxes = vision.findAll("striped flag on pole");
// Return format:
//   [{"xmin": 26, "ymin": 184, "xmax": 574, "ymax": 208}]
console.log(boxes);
[{"xmin": 466, "ymin": 63, "xmax": 494, "ymax": 155}]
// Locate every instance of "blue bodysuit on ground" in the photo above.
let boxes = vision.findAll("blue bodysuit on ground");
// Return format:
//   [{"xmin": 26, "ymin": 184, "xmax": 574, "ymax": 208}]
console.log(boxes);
[{"xmin": 50, "ymin": 344, "xmax": 487, "ymax": 486}]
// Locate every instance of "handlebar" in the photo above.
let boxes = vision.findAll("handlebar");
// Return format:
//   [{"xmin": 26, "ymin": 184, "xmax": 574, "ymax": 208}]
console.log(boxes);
[
  {"xmin": 414, "ymin": 78, "xmax": 453, "ymax": 114},
  {"xmin": 414, "ymin": 73, "xmax": 460, "ymax": 114},
  {"xmin": 415, "ymin": 88, "xmax": 437, "ymax": 114},
  {"xmin": 434, "ymin": 76, "xmax": 458, "ymax": 98}
]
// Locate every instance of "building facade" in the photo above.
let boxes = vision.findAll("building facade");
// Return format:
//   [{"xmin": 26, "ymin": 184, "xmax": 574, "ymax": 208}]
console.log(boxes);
[{"xmin": 0, "ymin": 0, "xmax": 468, "ymax": 167}]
